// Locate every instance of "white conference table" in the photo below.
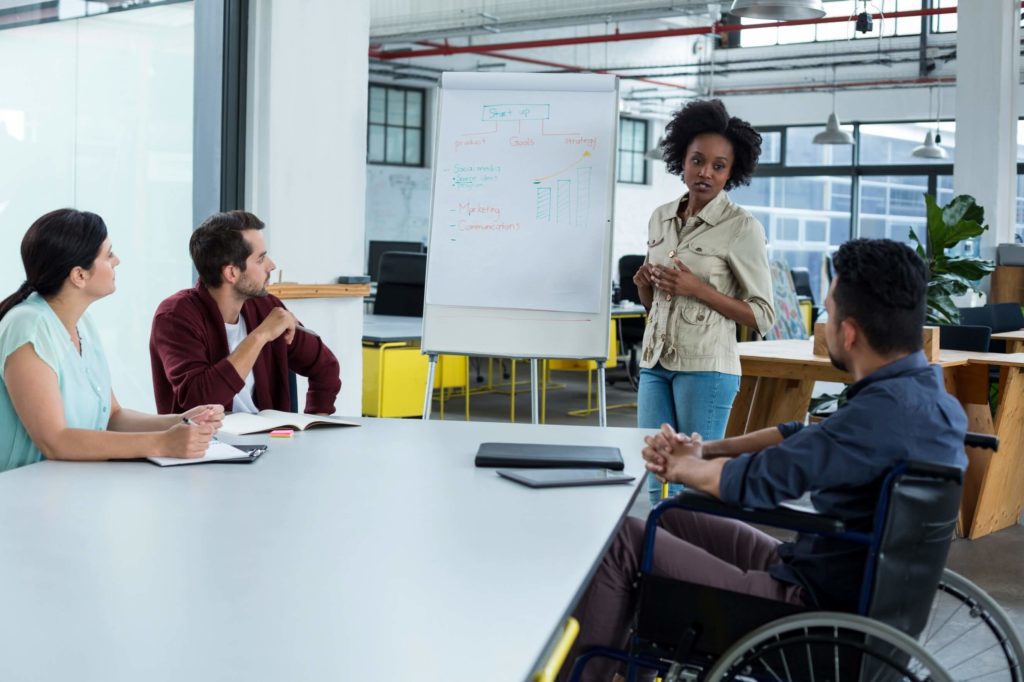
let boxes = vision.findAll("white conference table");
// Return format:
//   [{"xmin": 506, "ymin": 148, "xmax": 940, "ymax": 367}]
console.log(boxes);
[{"xmin": 0, "ymin": 418, "xmax": 649, "ymax": 682}]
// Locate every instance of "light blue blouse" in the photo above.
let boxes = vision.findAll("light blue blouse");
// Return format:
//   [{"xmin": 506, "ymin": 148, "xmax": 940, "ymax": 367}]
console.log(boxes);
[{"xmin": 0, "ymin": 293, "xmax": 112, "ymax": 473}]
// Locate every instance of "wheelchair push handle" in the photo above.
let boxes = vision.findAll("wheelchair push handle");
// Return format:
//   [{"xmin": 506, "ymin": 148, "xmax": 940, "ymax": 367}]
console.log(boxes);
[{"xmin": 964, "ymin": 432, "xmax": 998, "ymax": 451}]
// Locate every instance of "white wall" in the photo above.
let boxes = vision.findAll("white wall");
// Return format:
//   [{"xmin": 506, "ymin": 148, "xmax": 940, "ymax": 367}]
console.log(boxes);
[
  {"xmin": 0, "ymin": 4, "xmax": 195, "ymax": 412},
  {"xmin": 247, "ymin": 0, "xmax": 370, "ymax": 417}
]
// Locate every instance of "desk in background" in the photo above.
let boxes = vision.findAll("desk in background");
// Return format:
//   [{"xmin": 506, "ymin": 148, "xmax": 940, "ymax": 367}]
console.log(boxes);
[
  {"xmin": 362, "ymin": 314, "xmax": 467, "ymax": 418},
  {"xmin": 728, "ymin": 339, "xmax": 1024, "ymax": 540},
  {"xmin": 991, "ymin": 329, "xmax": 1024, "ymax": 353},
  {"xmin": 0, "ymin": 419, "xmax": 647, "ymax": 682}
]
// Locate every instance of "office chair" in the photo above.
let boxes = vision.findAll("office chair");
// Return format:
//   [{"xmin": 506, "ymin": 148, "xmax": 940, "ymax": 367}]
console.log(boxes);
[
  {"xmin": 374, "ymin": 251, "xmax": 427, "ymax": 317},
  {"xmin": 366, "ymin": 240, "xmax": 423, "ymax": 281},
  {"xmin": 989, "ymin": 302, "xmax": 1024, "ymax": 352},
  {"xmin": 616, "ymin": 255, "xmax": 646, "ymax": 390}
]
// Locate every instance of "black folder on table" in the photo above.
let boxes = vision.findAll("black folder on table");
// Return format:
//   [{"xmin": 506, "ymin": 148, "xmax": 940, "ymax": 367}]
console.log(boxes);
[{"xmin": 474, "ymin": 442, "xmax": 624, "ymax": 470}]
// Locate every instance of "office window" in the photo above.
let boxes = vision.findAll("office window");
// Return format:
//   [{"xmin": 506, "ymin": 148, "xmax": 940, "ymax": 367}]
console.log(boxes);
[
  {"xmin": 931, "ymin": 0, "xmax": 958, "ymax": 34},
  {"xmin": 367, "ymin": 84, "xmax": 425, "ymax": 167},
  {"xmin": 617, "ymin": 117, "xmax": 648, "ymax": 184},
  {"xmin": 739, "ymin": 0, "xmax": 924, "ymax": 48},
  {"xmin": 0, "ymin": 0, "xmax": 183, "ymax": 31},
  {"xmin": 731, "ymin": 175, "xmax": 851, "ymax": 301},
  {"xmin": 860, "ymin": 122, "xmax": 956, "ymax": 165},
  {"xmin": 785, "ymin": 126, "xmax": 853, "ymax": 167}
]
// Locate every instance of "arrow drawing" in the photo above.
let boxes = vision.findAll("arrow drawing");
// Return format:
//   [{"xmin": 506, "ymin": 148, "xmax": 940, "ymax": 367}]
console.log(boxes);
[{"xmin": 532, "ymin": 150, "xmax": 591, "ymax": 183}]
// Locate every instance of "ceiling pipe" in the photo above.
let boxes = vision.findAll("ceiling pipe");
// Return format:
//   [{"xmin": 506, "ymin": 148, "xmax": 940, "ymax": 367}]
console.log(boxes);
[
  {"xmin": 414, "ymin": 39, "xmax": 695, "ymax": 90},
  {"xmin": 369, "ymin": 5, "xmax": 961, "ymax": 60}
]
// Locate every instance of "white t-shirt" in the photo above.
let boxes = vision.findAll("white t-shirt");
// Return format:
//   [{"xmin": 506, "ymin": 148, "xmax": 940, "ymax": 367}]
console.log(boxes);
[{"xmin": 224, "ymin": 317, "xmax": 259, "ymax": 414}]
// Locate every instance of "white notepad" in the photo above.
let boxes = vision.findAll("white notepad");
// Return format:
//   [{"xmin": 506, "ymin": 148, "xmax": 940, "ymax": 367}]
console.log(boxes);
[
  {"xmin": 220, "ymin": 410, "xmax": 359, "ymax": 436},
  {"xmin": 148, "ymin": 441, "xmax": 262, "ymax": 467}
]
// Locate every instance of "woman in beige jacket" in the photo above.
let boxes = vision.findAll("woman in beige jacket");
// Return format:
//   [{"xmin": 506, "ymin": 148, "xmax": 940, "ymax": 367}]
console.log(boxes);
[{"xmin": 633, "ymin": 99, "xmax": 775, "ymax": 505}]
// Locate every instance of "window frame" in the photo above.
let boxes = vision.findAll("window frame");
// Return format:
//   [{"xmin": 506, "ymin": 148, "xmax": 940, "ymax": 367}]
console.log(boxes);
[
  {"xmin": 617, "ymin": 116, "xmax": 649, "ymax": 185},
  {"xmin": 367, "ymin": 82, "xmax": 427, "ymax": 168}
]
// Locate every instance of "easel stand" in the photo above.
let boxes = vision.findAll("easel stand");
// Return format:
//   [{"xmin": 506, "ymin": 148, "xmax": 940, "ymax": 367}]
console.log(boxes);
[{"xmin": 423, "ymin": 355, "xmax": 608, "ymax": 426}]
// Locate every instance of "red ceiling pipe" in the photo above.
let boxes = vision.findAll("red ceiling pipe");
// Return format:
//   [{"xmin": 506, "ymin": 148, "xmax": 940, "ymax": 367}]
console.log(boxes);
[{"xmin": 370, "ymin": 5, "xmax": 959, "ymax": 61}]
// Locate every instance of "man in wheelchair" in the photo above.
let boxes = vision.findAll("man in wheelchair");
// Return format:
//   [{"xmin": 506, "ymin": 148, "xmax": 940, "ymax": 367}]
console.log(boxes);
[{"xmin": 564, "ymin": 239, "xmax": 969, "ymax": 681}]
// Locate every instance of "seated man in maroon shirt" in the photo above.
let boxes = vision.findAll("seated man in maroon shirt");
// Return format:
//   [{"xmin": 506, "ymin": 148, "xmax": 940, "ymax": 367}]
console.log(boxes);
[{"xmin": 150, "ymin": 210, "xmax": 341, "ymax": 415}]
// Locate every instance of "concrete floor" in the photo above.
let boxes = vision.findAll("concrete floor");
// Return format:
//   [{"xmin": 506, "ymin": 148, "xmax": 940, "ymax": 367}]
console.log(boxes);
[{"xmin": 433, "ymin": 360, "xmax": 1024, "ymax": 672}]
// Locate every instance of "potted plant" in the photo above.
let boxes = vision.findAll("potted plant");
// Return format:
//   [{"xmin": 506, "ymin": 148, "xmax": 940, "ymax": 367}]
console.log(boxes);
[{"xmin": 908, "ymin": 194, "xmax": 995, "ymax": 325}]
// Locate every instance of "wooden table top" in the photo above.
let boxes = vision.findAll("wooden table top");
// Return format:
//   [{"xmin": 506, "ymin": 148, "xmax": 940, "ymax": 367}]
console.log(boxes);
[
  {"xmin": 991, "ymin": 329, "xmax": 1024, "ymax": 342},
  {"xmin": 737, "ymin": 339, "xmax": 1024, "ymax": 374}
]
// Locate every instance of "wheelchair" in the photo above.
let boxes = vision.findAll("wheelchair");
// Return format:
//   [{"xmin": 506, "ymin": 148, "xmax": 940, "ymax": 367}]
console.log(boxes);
[{"xmin": 567, "ymin": 432, "xmax": 1022, "ymax": 682}]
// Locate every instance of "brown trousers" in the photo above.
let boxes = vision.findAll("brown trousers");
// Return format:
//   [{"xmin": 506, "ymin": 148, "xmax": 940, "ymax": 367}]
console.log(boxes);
[{"xmin": 562, "ymin": 509, "xmax": 806, "ymax": 682}]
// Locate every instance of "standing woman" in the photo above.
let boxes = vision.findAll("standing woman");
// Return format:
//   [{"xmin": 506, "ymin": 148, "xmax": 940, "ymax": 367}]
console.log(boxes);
[
  {"xmin": 634, "ymin": 99, "xmax": 775, "ymax": 505},
  {"xmin": 0, "ymin": 208, "xmax": 223, "ymax": 474}
]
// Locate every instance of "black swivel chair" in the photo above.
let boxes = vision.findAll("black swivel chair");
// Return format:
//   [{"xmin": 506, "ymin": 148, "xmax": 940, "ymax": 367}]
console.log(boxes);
[
  {"xmin": 989, "ymin": 302, "xmax": 1024, "ymax": 353},
  {"xmin": 790, "ymin": 266, "xmax": 819, "ymax": 325},
  {"xmin": 616, "ymin": 255, "xmax": 646, "ymax": 390},
  {"xmin": 374, "ymin": 251, "xmax": 427, "ymax": 317}
]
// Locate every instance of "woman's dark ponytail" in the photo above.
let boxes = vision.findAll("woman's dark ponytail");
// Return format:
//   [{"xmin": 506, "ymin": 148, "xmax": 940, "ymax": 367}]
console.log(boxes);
[
  {"xmin": 0, "ymin": 281, "xmax": 36, "ymax": 323},
  {"xmin": 0, "ymin": 209, "xmax": 107, "ymax": 324}
]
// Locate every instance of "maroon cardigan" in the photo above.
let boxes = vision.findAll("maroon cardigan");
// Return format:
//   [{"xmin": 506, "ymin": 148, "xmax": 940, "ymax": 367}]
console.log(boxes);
[{"xmin": 150, "ymin": 284, "xmax": 341, "ymax": 415}]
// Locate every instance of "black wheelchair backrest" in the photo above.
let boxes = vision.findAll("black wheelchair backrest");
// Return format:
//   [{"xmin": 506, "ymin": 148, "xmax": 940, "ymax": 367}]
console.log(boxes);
[{"xmin": 864, "ymin": 461, "xmax": 963, "ymax": 637}]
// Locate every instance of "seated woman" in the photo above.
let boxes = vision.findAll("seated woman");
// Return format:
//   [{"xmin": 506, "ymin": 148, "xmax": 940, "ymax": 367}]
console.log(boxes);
[{"xmin": 0, "ymin": 208, "xmax": 223, "ymax": 473}]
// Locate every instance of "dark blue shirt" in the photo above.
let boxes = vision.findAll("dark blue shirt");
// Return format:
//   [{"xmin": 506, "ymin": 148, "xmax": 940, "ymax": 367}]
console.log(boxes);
[{"xmin": 718, "ymin": 351, "xmax": 967, "ymax": 610}]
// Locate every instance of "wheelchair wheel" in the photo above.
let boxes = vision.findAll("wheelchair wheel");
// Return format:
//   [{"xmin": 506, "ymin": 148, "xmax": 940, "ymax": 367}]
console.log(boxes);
[
  {"xmin": 704, "ymin": 612, "xmax": 954, "ymax": 682},
  {"xmin": 917, "ymin": 568, "xmax": 1023, "ymax": 682}
]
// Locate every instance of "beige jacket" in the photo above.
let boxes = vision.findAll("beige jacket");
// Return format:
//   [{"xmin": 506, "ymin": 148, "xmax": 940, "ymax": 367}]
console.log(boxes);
[{"xmin": 640, "ymin": 190, "xmax": 775, "ymax": 376}]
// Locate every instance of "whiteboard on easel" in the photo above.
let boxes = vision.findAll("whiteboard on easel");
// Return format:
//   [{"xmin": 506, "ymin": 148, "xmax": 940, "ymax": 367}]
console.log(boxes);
[{"xmin": 422, "ymin": 72, "xmax": 617, "ymax": 360}]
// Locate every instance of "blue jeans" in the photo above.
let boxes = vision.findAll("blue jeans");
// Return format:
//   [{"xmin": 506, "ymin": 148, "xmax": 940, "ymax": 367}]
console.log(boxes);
[{"xmin": 637, "ymin": 366, "xmax": 740, "ymax": 506}]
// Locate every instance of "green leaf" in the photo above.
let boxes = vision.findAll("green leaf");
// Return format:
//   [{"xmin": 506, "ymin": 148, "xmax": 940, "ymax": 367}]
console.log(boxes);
[
  {"xmin": 924, "ymin": 193, "xmax": 943, "ymax": 256},
  {"xmin": 944, "ymin": 257, "xmax": 996, "ymax": 280},
  {"xmin": 941, "ymin": 194, "xmax": 984, "ymax": 228},
  {"xmin": 942, "ymin": 195, "xmax": 983, "ymax": 227},
  {"xmin": 940, "ymin": 220, "xmax": 986, "ymax": 249},
  {"xmin": 928, "ymin": 291, "xmax": 960, "ymax": 325}
]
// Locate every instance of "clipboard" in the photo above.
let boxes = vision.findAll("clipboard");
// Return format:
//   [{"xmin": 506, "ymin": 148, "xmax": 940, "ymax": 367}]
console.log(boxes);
[{"xmin": 147, "ymin": 443, "xmax": 267, "ymax": 467}]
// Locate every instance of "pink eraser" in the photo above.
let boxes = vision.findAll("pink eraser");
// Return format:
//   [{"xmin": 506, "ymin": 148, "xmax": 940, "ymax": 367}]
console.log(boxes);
[{"xmin": 270, "ymin": 429, "xmax": 294, "ymax": 437}]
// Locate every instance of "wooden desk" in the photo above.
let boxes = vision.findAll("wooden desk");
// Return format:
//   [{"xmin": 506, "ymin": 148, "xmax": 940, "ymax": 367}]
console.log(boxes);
[
  {"xmin": 991, "ymin": 329, "xmax": 1024, "ymax": 353},
  {"xmin": 0, "ymin": 419, "xmax": 647, "ymax": 682},
  {"xmin": 728, "ymin": 340, "xmax": 1024, "ymax": 539}
]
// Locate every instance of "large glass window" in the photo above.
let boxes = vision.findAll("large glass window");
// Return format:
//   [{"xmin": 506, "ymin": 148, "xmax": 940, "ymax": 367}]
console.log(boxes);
[
  {"xmin": 739, "ymin": 0, "xmax": 930, "ymax": 48},
  {"xmin": 367, "ymin": 84, "xmax": 425, "ymax": 167},
  {"xmin": 860, "ymin": 122, "xmax": 955, "ymax": 165},
  {"xmin": 0, "ymin": 2, "xmax": 195, "ymax": 411},
  {"xmin": 732, "ymin": 176, "xmax": 851, "ymax": 302},
  {"xmin": 0, "ymin": 0, "xmax": 183, "ymax": 30},
  {"xmin": 617, "ymin": 117, "xmax": 649, "ymax": 184}
]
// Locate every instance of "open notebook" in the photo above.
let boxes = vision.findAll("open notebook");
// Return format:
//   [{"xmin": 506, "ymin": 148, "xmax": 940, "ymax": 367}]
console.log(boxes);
[
  {"xmin": 148, "ymin": 442, "xmax": 266, "ymax": 467},
  {"xmin": 220, "ymin": 409, "xmax": 359, "ymax": 436}
]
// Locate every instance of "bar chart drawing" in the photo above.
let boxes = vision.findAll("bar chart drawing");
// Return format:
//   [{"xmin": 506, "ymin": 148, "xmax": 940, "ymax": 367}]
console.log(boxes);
[
  {"xmin": 536, "ymin": 186, "xmax": 551, "ymax": 220},
  {"xmin": 575, "ymin": 167, "xmax": 591, "ymax": 227},
  {"xmin": 557, "ymin": 180, "xmax": 571, "ymax": 224}
]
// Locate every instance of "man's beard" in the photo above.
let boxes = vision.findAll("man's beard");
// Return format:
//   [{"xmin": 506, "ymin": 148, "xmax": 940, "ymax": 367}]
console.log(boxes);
[
  {"xmin": 234, "ymin": 273, "xmax": 268, "ymax": 299},
  {"xmin": 828, "ymin": 350, "xmax": 847, "ymax": 372}
]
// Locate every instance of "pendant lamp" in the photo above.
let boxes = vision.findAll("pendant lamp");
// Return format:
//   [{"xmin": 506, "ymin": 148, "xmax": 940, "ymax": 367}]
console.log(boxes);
[
  {"xmin": 813, "ymin": 66, "xmax": 854, "ymax": 145},
  {"xmin": 911, "ymin": 130, "xmax": 947, "ymax": 159},
  {"xmin": 729, "ymin": 0, "xmax": 826, "ymax": 20},
  {"xmin": 912, "ymin": 87, "xmax": 948, "ymax": 159}
]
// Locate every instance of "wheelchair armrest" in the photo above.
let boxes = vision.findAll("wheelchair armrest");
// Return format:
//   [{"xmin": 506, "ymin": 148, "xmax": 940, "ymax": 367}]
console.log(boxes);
[{"xmin": 640, "ymin": 490, "xmax": 847, "ymax": 575}]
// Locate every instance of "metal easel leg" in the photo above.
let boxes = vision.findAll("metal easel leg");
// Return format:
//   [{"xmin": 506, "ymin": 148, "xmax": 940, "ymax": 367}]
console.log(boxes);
[
  {"xmin": 531, "ymin": 358, "xmax": 539, "ymax": 425},
  {"xmin": 422, "ymin": 354, "xmax": 438, "ymax": 420},
  {"xmin": 596, "ymin": 360, "xmax": 608, "ymax": 427}
]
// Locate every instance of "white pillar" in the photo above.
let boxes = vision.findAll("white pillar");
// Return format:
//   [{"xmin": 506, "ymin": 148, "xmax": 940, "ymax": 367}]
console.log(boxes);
[
  {"xmin": 953, "ymin": 0, "xmax": 1020, "ymax": 258},
  {"xmin": 247, "ymin": 0, "xmax": 370, "ymax": 417}
]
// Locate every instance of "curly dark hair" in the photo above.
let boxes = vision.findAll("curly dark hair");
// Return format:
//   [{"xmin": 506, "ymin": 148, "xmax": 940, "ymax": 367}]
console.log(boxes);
[
  {"xmin": 832, "ymin": 238, "xmax": 929, "ymax": 355},
  {"xmin": 660, "ymin": 99, "xmax": 762, "ymax": 190}
]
